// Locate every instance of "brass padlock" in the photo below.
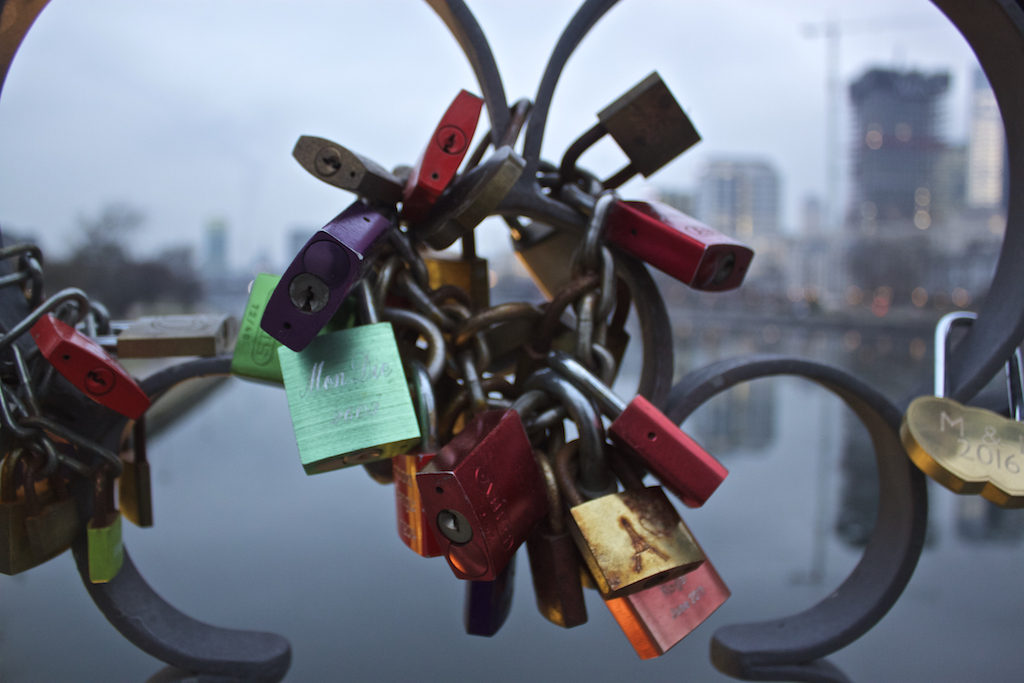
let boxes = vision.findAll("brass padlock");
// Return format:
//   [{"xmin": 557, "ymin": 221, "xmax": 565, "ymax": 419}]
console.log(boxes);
[
  {"xmin": 424, "ymin": 253, "xmax": 490, "ymax": 312},
  {"xmin": 0, "ymin": 449, "xmax": 79, "ymax": 575},
  {"xmin": 119, "ymin": 416, "xmax": 153, "ymax": 527},
  {"xmin": 115, "ymin": 313, "xmax": 239, "ymax": 358},
  {"xmin": 509, "ymin": 220, "xmax": 581, "ymax": 300},
  {"xmin": 901, "ymin": 311, "xmax": 1024, "ymax": 507},
  {"xmin": 562, "ymin": 71, "xmax": 700, "ymax": 188},
  {"xmin": 554, "ymin": 442, "xmax": 704, "ymax": 599}
]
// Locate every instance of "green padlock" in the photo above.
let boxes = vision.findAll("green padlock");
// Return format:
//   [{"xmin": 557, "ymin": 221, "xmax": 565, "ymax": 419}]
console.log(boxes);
[
  {"xmin": 232, "ymin": 273, "xmax": 359, "ymax": 384},
  {"xmin": 87, "ymin": 472, "xmax": 124, "ymax": 583},
  {"xmin": 278, "ymin": 323, "xmax": 421, "ymax": 474}
]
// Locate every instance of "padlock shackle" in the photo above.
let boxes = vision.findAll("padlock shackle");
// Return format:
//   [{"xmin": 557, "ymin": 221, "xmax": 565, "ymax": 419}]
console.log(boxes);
[
  {"xmin": 405, "ymin": 359, "xmax": 438, "ymax": 452},
  {"xmin": 546, "ymin": 350, "xmax": 626, "ymax": 416},
  {"xmin": 523, "ymin": 368, "xmax": 613, "ymax": 496},
  {"xmin": 0, "ymin": 288, "xmax": 90, "ymax": 356},
  {"xmin": 934, "ymin": 311, "xmax": 978, "ymax": 397},
  {"xmin": 380, "ymin": 306, "xmax": 446, "ymax": 384}
]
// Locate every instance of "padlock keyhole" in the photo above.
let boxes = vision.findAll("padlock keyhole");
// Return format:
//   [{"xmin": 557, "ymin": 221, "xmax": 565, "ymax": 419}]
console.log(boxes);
[{"xmin": 647, "ymin": 432, "xmax": 657, "ymax": 441}]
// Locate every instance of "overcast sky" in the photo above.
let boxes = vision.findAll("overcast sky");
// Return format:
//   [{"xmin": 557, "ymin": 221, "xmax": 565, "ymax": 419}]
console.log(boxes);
[{"xmin": 0, "ymin": 0, "xmax": 982, "ymax": 270}]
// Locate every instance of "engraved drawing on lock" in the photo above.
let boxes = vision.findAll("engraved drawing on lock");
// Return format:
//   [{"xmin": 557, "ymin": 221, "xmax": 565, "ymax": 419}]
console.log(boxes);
[{"xmin": 618, "ymin": 516, "xmax": 669, "ymax": 573}]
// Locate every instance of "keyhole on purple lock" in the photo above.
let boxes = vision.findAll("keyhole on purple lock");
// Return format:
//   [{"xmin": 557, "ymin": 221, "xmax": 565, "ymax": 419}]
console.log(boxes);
[{"xmin": 288, "ymin": 273, "xmax": 330, "ymax": 314}]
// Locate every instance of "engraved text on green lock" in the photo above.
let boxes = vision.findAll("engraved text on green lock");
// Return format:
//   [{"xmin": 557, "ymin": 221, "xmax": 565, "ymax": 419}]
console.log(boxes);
[
  {"xmin": 232, "ymin": 273, "xmax": 285, "ymax": 383},
  {"xmin": 901, "ymin": 396, "xmax": 1024, "ymax": 508},
  {"xmin": 278, "ymin": 323, "xmax": 420, "ymax": 474}
]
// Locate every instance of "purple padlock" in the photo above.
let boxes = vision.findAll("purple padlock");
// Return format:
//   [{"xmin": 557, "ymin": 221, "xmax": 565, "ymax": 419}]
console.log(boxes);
[{"xmin": 260, "ymin": 201, "xmax": 391, "ymax": 351}]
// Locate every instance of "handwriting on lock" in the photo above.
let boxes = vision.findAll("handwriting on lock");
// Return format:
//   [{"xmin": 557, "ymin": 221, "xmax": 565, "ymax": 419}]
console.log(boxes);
[{"xmin": 901, "ymin": 396, "xmax": 1024, "ymax": 507}]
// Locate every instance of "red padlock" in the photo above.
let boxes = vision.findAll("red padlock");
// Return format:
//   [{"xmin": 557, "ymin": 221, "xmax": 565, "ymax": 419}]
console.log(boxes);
[
  {"xmin": 416, "ymin": 409, "xmax": 547, "ymax": 581},
  {"xmin": 30, "ymin": 314, "xmax": 150, "ymax": 419},
  {"xmin": 547, "ymin": 351, "xmax": 726, "ymax": 507},
  {"xmin": 604, "ymin": 198, "xmax": 753, "ymax": 291},
  {"xmin": 402, "ymin": 89, "xmax": 484, "ymax": 224}
]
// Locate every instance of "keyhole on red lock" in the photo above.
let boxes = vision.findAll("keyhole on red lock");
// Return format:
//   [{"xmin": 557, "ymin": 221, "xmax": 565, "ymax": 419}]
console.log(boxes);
[
  {"xmin": 647, "ymin": 432, "xmax": 657, "ymax": 441},
  {"xmin": 85, "ymin": 367, "xmax": 116, "ymax": 396}
]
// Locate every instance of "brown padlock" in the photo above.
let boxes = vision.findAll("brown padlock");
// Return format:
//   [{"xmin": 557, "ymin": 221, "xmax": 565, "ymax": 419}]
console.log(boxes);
[{"xmin": 525, "ymin": 439, "xmax": 588, "ymax": 629}]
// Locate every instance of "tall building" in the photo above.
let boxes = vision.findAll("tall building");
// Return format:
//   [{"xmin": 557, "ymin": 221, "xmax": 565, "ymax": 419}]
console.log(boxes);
[
  {"xmin": 203, "ymin": 219, "xmax": 229, "ymax": 273},
  {"xmin": 695, "ymin": 159, "xmax": 780, "ymax": 239},
  {"xmin": 847, "ymin": 68, "xmax": 950, "ymax": 232},
  {"xmin": 965, "ymin": 67, "xmax": 1006, "ymax": 211}
]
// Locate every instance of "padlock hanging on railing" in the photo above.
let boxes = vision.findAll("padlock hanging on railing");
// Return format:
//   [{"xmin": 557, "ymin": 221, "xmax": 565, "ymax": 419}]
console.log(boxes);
[
  {"xmin": 402, "ymin": 89, "xmax": 485, "ymax": 225},
  {"xmin": 415, "ymin": 407, "xmax": 548, "ymax": 582},
  {"xmin": 561, "ymin": 190, "xmax": 755, "ymax": 293},
  {"xmin": 552, "ymin": 438, "xmax": 705, "ymax": 600},
  {"xmin": 547, "ymin": 351, "xmax": 727, "ymax": 507},
  {"xmin": 599, "ymin": 443, "xmax": 729, "ymax": 659},
  {"xmin": 901, "ymin": 311, "xmax": 1024, "ymax": 507},
  {"xmin": 87, "ymin": 469, "xmax": 124, "ymax": 584},
  {"xmin": 260, "ymin": 201, "xmax": 392, "ymax": 351},
  {"xmin": 560, "ymin": 71, "xmax": 700, "ymax": 190},
  {"xmin": 522, "ymin": 421, "xmax": 588, "ymax": 629},
  {"xmin": 293, "ymin": 135, "xmax": 406, "ymax": 205},
  {"xmin": 30, "ymin": 313, "xmax": 150, "ymax": 420}
]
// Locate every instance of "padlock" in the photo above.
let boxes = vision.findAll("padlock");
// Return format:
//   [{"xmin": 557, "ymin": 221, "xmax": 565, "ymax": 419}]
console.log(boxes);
[
  {"xmin": 30, "ymin": 313, "xmax": 151, "ymax": 419},
  {"xmin": 278, "ymin": 322, "xmax": 421, "ymax": 474},
  {"xmin": 901, "ymin": 312, "xmax": 1024, "ymax": 507},
  {"xmin": 424, "ymin": 254, "xmax": 490, "ymax": 312},
  {"xmin": 464, "ymin": 553, "xmax": 517, "ymax": 637},
  {"xmin": 416, "ymin": 408, "xmax": 548, "ymax": 581},
  {"xmin": 561, "ymin": 71, "xmax": 699, "ymax": 189},
  {"xmin": 87, "ymin": 470, "xmax": 124, "ymax": 583},
  {"xmin": 119, "ymin": 416, "xmax": 153, "ymax": 527},
  {"xmin": 606, "ymin": 558, "xmax": 730, "ymax": 659},
  {"xmin": 23, "ymin": 455, "xmax": 80, "ymax": 563},
  {"xmin": 232, "ymin": 273, "xmax": 358, "ymax": 384},
  {"xmin": 548, "ymin": 350, "xmax": 726, "ymax": 507},
  {"xmin": 509, "ymin": 220, "xmax": 581, "ymax": 300},
  {"xmin": 393, "ymin": 360, "xmax": 443, "ymax": 558},
  {"xmin": 260, "ymin": 201, "xmax": 391, "ymax": 351},
  {"xmin": 525, "ymin": 440, "xmax": 588, "ymax": 629},
  {"xmin": 554, "ymin": 437, "xmax": 705, "ymax": 599},
  {"xmin": 0, "ymin": 450, "xmax": 78, "ymax": 575},
  {"xmin": 292, "ymin": 135, "xmax": 405, "ymax": 204},
  {"xmin": 413, "ymin": 145, "xmax": 525, "ymax": 250},
  {"xmin": 114, "ymin": 313, "xmax": 238, "ymax": 359},
  {"xmin": 603, "ymin": 195, "xmax": 754, "ymax": 292},
  {"xmin": 402, "ymin": 89, "xmax": 484, "ymax": 224}
]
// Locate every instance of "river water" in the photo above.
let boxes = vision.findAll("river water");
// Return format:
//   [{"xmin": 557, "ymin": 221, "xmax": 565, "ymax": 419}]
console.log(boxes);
[{"xmin": 1, "ymin": 369, "xmax": 1023, "ymax": 681}]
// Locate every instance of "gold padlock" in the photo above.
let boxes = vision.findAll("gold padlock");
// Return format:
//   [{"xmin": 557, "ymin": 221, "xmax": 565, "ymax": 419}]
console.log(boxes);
[
  {"xmin": 116, "ymin": 313, "xmax": 239, "ymax": 358},
  {"xmin": 554, "ymin": 441, "xmax": 704, "ymax": 598},
  {"xmin": 424, "ymin": 254, "xmax": 490, "ymax": 312},
  {"xmin": 901, "ymin": 311, "xmax": 1024, "ymax": 508}
]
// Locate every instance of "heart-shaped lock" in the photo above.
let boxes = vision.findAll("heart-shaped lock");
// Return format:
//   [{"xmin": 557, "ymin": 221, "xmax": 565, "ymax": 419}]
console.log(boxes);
[{"xmin": 900, "ymin": 311, "xmax": 1024, "ymax": 508}]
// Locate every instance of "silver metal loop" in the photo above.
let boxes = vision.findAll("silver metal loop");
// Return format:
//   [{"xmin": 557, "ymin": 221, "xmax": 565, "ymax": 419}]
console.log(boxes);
[
  {"xmin": 380, "ymin": 306, "xmax": 447, "ymax": 385},
  {"xmin": 574, "ymin": 291, "xmax": 597, "ymax": 369},
  {"xmin": 406, "ymin": 359, "xmax": 438, "ymax": 452},
  {"xmin": 934, "ymin": 311, "xmax": 978, "ymax": 397},
  {"xmin": 1007, "ymin": 348, "xmax": 1024, "ymax": 421},
  {"xmin": 0, "ymin": 287, "xmax": 91, "ymax": 356},
  {"xmin": 578, "ymin": 191, "xmax": 616, "ymax": 273}
]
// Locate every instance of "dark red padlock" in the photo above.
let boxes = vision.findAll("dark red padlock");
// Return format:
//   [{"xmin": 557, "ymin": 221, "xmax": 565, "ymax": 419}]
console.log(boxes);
[
  {"xmin": 401, "ymin": 89, "xmax": 484, "ymax": 224},
  {"xmin": 605, "ymin": 199, "xmax": 753, "ymax": 291},
  {"xmin": 416, "ymin": 409, "xmax": 547, "ymax": 581},
  {"xmin": 30, "ymin": 314, "xmax": 150, "ymax": 419},
  {"xmin": 547, "ymin": 351, "xmax": 727, "ymax": 507}
]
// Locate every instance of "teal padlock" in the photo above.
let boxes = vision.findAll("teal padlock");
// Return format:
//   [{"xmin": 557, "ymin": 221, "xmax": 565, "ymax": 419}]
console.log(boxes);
[
  {"xmin": 232, "ymin": 273, "xmax": 357, "ymax": 384},
  {"xmin": 87, "ymin": 472, "xmax": 124, "ymax": 584},
  {"xmin": 278, "ymin": 323, "xmax": 421, "ymax": 474}
]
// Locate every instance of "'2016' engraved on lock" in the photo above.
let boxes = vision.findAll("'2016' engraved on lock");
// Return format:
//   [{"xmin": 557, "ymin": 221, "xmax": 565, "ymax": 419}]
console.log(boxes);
[
  {"xmin": 939, "ymin": 410, "xmax": 1024, "ymax": 475},
  {"xmin": 330, "ymin": 401, "xmax": 380, "ymax": 425},
  {"xmin": 473, "ymin": 467, "xmax": 515, "ymax": 552}
]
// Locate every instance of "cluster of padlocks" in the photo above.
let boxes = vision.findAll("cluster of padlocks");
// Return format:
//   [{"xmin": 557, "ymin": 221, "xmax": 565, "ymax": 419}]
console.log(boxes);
[{"xmin": 227, "ymin": 76, "xmax": 756, "ymax": 655}]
